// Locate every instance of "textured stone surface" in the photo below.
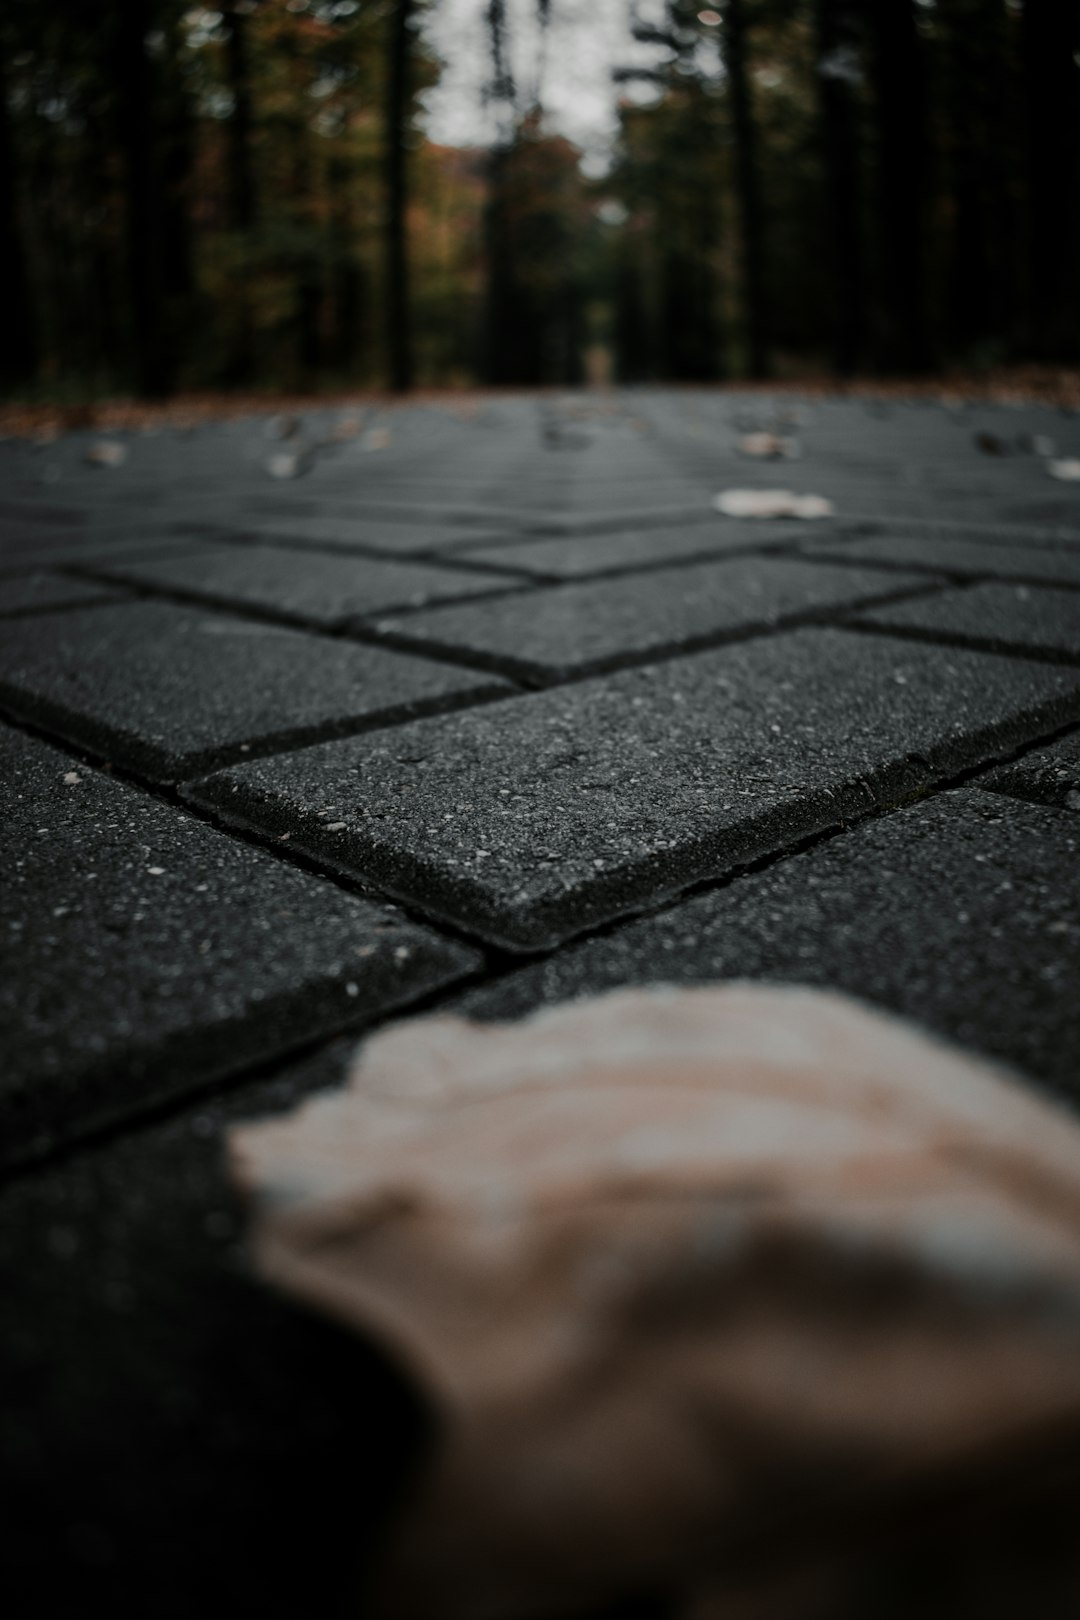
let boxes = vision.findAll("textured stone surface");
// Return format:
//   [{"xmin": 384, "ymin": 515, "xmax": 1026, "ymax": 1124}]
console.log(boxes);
[
  {"xmin": 461, "ymin": 789, "xmax": 1080, "ymax": 1097},
  {"xmin": 367, "ymin": 556, "xmax": 937, "ymax": 681},
  {"xmin": 192, "ymin": 628, "xmax": 1080, "ymax": 950},
  {"xmin": 802, "ymin": 532, "xmax": 1080, "ymax": 586},
  {"xmin": 236, "ymin": 515, "xmax": 503, "ymax": 554},
  {"xmin": 453, "ymin": 519, "xmax": 852, "ymax": 579},
  {"xmin": 0, "ymin": 600, "xmax": 509, "ymax": 779},
  {"xmin": 0, "ymin": 1039, "xmax": 429, "ymax": 1618},
  {"xmin": 0, "ymin": 727, "xmax": 478, "ymax": 1163},
  {"xmin": 0, "ymin": 572, "xmax": 120, "ymax": 617},
  {"xmin": 85, "ymin": 542, "xmax": 524, "ymax": 628},
  {"xmin": 857, "ymin": 583, "xmax": 1080, "ymax": 661},
  {"xmin": 982, "ymin": 730, "xmax": 1080, "ymax": 812}
]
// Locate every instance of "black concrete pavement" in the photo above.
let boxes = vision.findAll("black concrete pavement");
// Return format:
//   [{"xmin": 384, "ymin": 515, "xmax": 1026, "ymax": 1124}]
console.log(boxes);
[{"xmin": 3, "ymin": 390, "xmax": 1080, "ymax": 1618}]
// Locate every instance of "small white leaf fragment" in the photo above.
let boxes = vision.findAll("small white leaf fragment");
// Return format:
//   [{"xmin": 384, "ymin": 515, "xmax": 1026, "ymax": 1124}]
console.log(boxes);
[
  {"xmin": 265, "ymin": 449, "xmax": 313, "ymax": 480},
  {"xmin": 62, "ymin": 771, "xmax": 81, "ymax": 786},
  {"xmin": 714, "ymin": 488, "xmax": 835, "ymax": 519},
  {"xmin": 1048, "ymin": 458, "xmax": 1080, "ymax": 482},
  {"xmin": 736, "ymin": 431, "xmax": 800, "ymax": 459},
  {"xmin": 84, "ymin": 440, "xmax": 127, "ymax": 468},
  {"xmin": 231, "ymin": 984, "xmax": 1080, "ymax": 1620}
]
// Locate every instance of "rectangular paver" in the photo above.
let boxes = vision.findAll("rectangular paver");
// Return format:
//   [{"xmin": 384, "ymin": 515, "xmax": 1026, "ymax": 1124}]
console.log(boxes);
[
  {"xmin": 364, "ymin": 556, "xmax": 938, "ymax": 681},
  {"xmin": 801, "ymin": 532, "xmax": 1080, "ymax": 586},
  {"xmin": 0, "ymin": 600, "xmax": 510, "ymax": 780},
  {"xmin": 856, "ymin": 583, "xmax": 1080, "ymax": 662},
  {"xmin": 981, "ymin": 731, "xmax": 1080, "ymax": 811},
  {"xmin": 82, "ymin": 543, "xmax": 526, "ymax": 629},
  {"xmin": 458, "ymin": 789, "xmax": 1080, "ymax": 1097},
  {"xmin": 0, "ymin": 727, "xmax": 478, "ymax": 1164},
  {"xmin": 452, "ymin": 520, "xmax": 847, "ymax": 579},
  {"xmin": 0, "ymin": 573, "xmax": 121, "ymax": 618},
  {"xmin": 236, "ymin": 516, "xmax": 508, "ymax": 555},
  {"xmin": 190, "ymin": 626, "xmax": 1080, "ymax": 951}
]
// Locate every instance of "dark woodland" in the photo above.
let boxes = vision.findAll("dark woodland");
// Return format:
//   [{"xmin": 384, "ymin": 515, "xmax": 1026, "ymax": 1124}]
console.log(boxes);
[{"xmin": 1, "ymin": 0, "xmax": 1078, "ymax": 399}]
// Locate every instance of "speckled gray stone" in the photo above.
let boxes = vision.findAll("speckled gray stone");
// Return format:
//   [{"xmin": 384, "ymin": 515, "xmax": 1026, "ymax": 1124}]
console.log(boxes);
[
  {"xmin": 367, "ymin": 556, "xmax": 937, "ymax": 681},
  {"xmin": 191, "ymin": 627, "xmax": 1080, "ymax": 951},
  {"xmin": 85, "ymin": 543, "xmax": 525, "ymax": 628},
  {"xmin": 0, "ymin": 573, "xmax": 120, "ymax": 618},
  {"xmin": 856, "ymin": 583, "xmax": 1080, "ymax": 661},
  {"xmin": 237, "ymin": 516, "xmax": 500, "ymax": 555},
  {"xmin": 457, "ymin": 788, "xmax": 1080, "ymax": 1100},
  {"xmin": 0, "ymin": 726, "xmax": 479, "ymax": 1164},
  {"xmin": 802, "ymin": 532, "xmax": 1080, "ymax": 587},
  {"xmin": 0, "ymin": 600, "xmax": 510, "ymax": 780},
  {"xmin": 982, "ymin": 731, "xmax": 1080, "ymax": 812},
  {"xmin": 452, "ymin": 520, "xmax": 848, "ymax": 580}
]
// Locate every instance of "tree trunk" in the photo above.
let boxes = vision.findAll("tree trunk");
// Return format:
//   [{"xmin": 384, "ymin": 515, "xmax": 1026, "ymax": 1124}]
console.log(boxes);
[
  {"xmin": 1022, "ymin": 0, "xmax": 1080, "ymax": 360},
  {"xmin": 815, "ymin": 0, "xmax": 866, "ymax": 376},
  {"xmin": 865, "ymin": 0, "xmax": 932, "ymax": 374},
  {"xmin": 724, "ymin": 0, "xmax": 770, "ymax": 378},
  {"xmin": 384, "ymin": 0, "xmax": 415, "ymax": 392},
  {"xmin": 113, "ymin": 0, "xmax": 173, "ymax": 397},
  {"xmin": 0, "ymin": 56, "xmax": 37, "ymax": 390},
  {"xmin": 222, "ymin": 0, "xmax": 258, "ymax": 384}
]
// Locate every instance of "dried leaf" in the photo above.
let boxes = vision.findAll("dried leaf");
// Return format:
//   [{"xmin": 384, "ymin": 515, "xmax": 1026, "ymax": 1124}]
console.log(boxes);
[
  {"xmin": 231, "ymin": 986, "xmax": 1080, "ymax": 1620},
  {"xmin": 714, "ymin": 489, "xmax": 834, "ymax": 519},
  {"xmin": 84, "ymin": 439, "xmax": 127, "ymax": 468},
  {"xmin": 974, "ymin": 431, "xmax": 1009, "ymax": 456},
  {"xmin": 737, "ymin": 432, "xmax": 800, "ymax": 460},
  {"xmin": 1048, "ymin": 458, "xmax": 1080, "ymax": 482},
  {"xmin": 265, "ymin": 448, "xmax": 314, "ymax": 480}
]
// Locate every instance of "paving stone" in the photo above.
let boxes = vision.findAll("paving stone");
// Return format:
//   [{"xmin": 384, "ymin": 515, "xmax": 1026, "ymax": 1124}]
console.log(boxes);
[
  {"xmin": 458, "ymin": 788, "xmax": 1080, "ymax": 1100},
  {"xmin": 453, "ymin": 520, "xmax": 856, "ymax": 579},
  {"xmin": 0, "ymin": 727, "xmax": 479, "ymax": 1164},
  {"xmin": 0, "ymin": 572, "xmax": 121, "ymax": 618},
  {"xmin": 801, "ymin": 531, "xmax": 1080, "ymax": 586},
  {"xmin": 856, "ymin": 583, "xmax": 1080, "ymax": 662},
  {"xmin": 237, "ymin": 515, "xmax": 506, "ymax": 554},
  {"xmin": 981, "ymin": 731, "xmax": 1080, "ymax": 812},
  {"xmin": 0, "ymin": 528, "xmax": 217, "ymax": 577},
  {"xmin": 191, "ymin": 627, "xmax": 1080, "ymax": 952},
  {"xmin": 0, "ymin": 600, "xmax": 510, "ymax": 780},
  {"xmin": 83, "ymin": 543, "xmax": 526, "ymax": 628},
  {"xmin": 366, "ymin": 556, "xmax": 938, "ymax": 681},
  {"xmin": 0, "ymin": 1040, "xmax": 428, "ymax": 1617}
]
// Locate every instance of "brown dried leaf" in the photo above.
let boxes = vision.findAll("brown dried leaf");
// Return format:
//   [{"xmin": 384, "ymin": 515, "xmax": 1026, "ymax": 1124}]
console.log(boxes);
[{"xmin": 231, "ymin": 986, "xmax": 1080, "ymax": 1618}]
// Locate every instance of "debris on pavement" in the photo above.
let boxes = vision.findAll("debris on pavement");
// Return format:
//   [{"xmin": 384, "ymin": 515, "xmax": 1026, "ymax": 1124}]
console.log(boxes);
[
  {"xmin": 83, "ymin": 439, "xmax": 128, "ymax": 468},
  {"xmin": 737, "ymin": 431, "xmax": 801, "ymax": 459},
  {"xmin": 1048, "ymin": 458, "xmax": 1080, "ymax": 481},
  {"xmin": 230, "ymin": 984, "xmax": 1080, "ymax": 1620},
  {"xmin": 714, "ymin": 488, "xmax": 835, "ymax": 518}
]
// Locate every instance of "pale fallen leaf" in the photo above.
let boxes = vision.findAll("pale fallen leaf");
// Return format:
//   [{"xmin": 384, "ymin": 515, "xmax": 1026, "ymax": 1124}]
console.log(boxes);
[
  {"xmin": 737, "ymin": 432, "xmax": 800, "ymax": 459},
  {"xmin": 1048, "ymin": 458, "xmax": 1080, "ymax": 482},
  {"xmin": 265, "ymin": 448, "xmax": 314, "ymax": 480},
  {"xmin": 231, "ymin": 985, "xmax": 1080, "ymax": 1619},
  {"xmin": 84, "ymin": 439, "xmax": 127, "ymax": 468},
  {"xmin": 715, "ymin": 488, "xmax": 834, "ymax": 519}
]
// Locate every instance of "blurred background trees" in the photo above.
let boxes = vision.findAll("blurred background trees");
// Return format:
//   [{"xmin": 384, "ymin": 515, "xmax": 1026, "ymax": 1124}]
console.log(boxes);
[{"xmin": 0, "ymin": 0, "xmax": 1077, "ymax": 398}]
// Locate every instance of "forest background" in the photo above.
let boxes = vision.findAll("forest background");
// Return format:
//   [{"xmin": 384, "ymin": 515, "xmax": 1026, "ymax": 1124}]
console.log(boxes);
[{"xmin": 1, "ymin": 0, "xmax": 1078, "ymax": 403}]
